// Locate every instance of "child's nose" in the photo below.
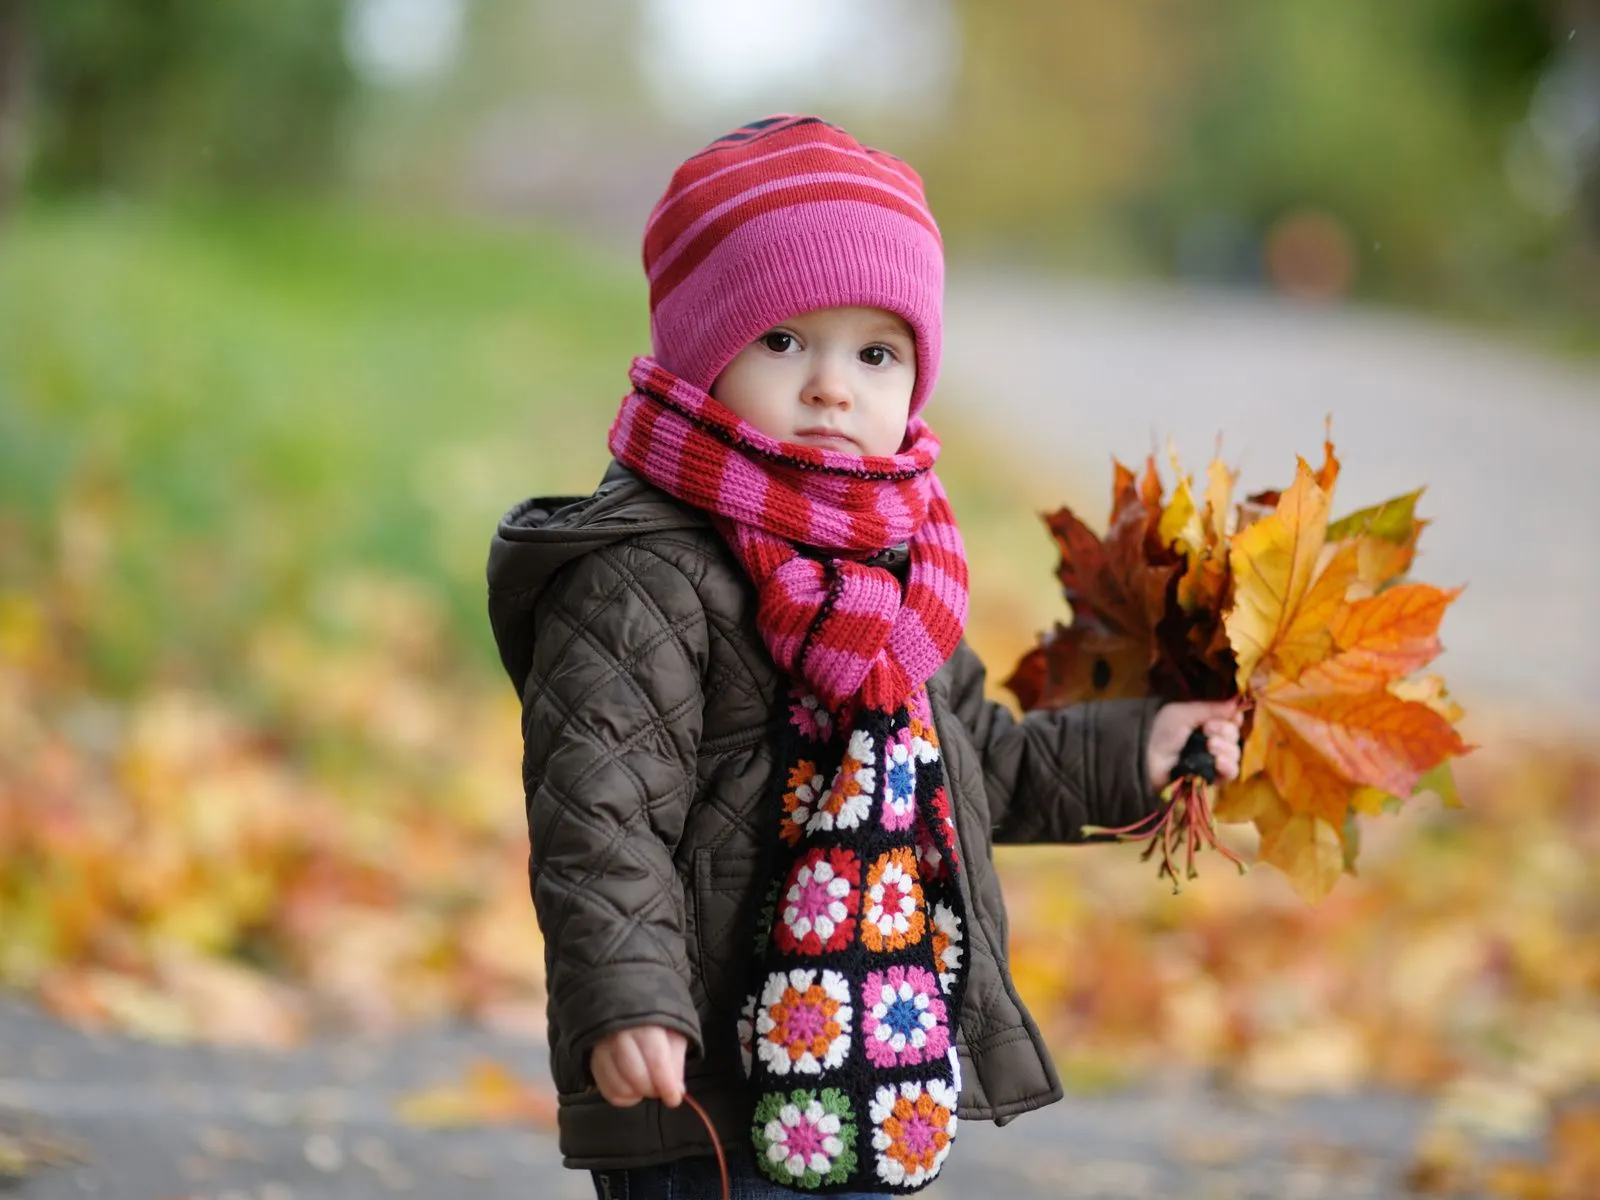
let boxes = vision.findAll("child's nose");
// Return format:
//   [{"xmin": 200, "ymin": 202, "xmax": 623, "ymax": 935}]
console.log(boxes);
[{"xmin": 803, "ymin": 359, "xmax": 852, "ymax": 409}]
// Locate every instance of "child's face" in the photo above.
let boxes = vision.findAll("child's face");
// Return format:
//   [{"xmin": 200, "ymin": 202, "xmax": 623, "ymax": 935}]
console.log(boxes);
[{"xmin": 710, "ymin": 306, "xmax": 916, "ymax": 457}]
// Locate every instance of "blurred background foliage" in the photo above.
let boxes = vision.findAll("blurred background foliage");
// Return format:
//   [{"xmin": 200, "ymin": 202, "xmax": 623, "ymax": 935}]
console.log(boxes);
[
  {"xmin": 1, "ymin": 6, "xmax": 1598, "ymax": 1174},
  {"xmin": 922, "ymin": 0, "xmax": 1593, "ymax": 312},
  {"xmin": 3, "ymin": 0, "xmax": 1596, "ymax": 326}
]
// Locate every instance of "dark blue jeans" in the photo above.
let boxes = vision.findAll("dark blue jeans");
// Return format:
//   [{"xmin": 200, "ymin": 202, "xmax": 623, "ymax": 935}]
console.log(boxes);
[{"xmin": 591, "ymin": 1145, "xmax": 888, "ymax": 1199}]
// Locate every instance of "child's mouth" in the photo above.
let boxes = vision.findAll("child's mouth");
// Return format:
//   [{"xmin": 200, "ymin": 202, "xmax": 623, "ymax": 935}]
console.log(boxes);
[{"xmin": 795, "ymin": 431, "xmax": 858, "ymax": 452}]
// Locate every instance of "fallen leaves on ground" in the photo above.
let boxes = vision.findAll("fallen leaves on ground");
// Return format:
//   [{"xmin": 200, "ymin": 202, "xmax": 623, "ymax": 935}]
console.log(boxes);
[
  {"xmin": 0, "ymin": 541, "xmax": 539, "ymax": 1045},
  {"xmin": 1407, "ymin": 1100, "xmax": 1600, "ymax": 1198},
  {"xmin": 2, "ymin": 479, "xmax": 1595, "ymax": 1188},
  {"xmin": 0, "ymin": 1116, "xmax": 87, "ymax": 1184},
  {"xmin": 397, "ymin": 1058, "xmax": 557, "ymax": 1129}
]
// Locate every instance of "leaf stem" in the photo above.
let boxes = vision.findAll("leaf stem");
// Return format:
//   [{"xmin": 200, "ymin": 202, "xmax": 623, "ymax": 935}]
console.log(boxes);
[{"xmin": 1082, "ymin": 774, "xmax": 1250, "ymax": 890}]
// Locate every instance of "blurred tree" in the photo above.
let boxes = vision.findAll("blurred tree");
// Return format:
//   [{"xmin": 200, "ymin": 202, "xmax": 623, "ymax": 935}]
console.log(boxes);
[
  {"xmin": 9, "ymin": 0, "xmax": 354, "ymax": 199},
  {"xmin": 342, "ymin": 0, "xmax": 679, "ymax": 229},
  {"xmin": 911, "ymin": 1, "xmax": 1210, "ymax": 266},
  {"xmin": 0, "ymin": 0, "xmax": 25, "ymax": 212},
  {"xmin": 923, "ymin": 0, "xmax": 1591, "ymax": 321},
  {"xmin": 1145, "ymin": 0, "xmax": 1563, "ymax": 299}
]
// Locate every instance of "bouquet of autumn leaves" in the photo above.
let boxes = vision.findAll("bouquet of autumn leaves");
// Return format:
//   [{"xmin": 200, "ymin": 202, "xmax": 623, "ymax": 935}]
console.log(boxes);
[{"xmin": 1005, "ymin": 439, "xmax": 1470, "ymax": 903}]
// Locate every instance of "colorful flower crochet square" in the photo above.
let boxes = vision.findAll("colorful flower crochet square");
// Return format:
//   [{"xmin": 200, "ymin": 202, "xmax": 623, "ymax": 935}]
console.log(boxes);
[
  {"xmin": 775, "ymin": 848, "xmax": 860, "ymax": 956},
  {"xmin": 780, "ymin": 760, "xmax": 827, "ymax": 847},
  {"xmin": 861, "ymin": 847, "xmax": 927, "ymax": 953},
  {"xmin": 754, "ymin": 967, "xmax": 853, "ymax": 1076},
  {"xmin": 861, "ymin": 964, "xmax": 950, "ymax": 1068},
  {"xmin": 881, "ymin": 727, "xmax": 918, "ymax": 831},
  {"xmin": 868, "ymin": 1078, "xmax": 959, "ymax": 1188},
  {"xmin": 809, "ymin": 729, "xmax": 875, "ymax": 833},
  {"xmin": 789, "ymin": 691, "xmax": 835, "ymax": 743},
  {"xmin": 753, "ymin": 1087, "xmax": 858, "ymax": 1188}
]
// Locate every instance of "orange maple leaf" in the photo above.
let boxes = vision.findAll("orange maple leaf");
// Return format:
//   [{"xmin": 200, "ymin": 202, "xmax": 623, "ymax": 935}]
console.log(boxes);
[{"xmin": 1223, "ymin": 455, "xmax": 1468, "ymax": 899}]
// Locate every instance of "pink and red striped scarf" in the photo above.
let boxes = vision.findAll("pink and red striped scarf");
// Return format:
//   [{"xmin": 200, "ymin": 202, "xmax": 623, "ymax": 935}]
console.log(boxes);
[{"xmin": 609, "ymin": 356, "xmax": 969, "ymax": 715}]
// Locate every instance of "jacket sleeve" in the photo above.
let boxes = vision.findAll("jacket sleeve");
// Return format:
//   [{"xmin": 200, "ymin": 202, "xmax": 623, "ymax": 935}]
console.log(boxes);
[
  {"xmin": 944, "ymin": 640, "xmax": 1165, "ymax": 845},
  {"xmin": 520, "ymin": 540, "xmax": 708, "ymax": 1066}
]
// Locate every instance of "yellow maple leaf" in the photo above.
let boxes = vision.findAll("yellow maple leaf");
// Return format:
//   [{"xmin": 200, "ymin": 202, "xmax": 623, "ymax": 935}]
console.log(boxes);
[
  {"xmin": 1225, "ymin": 458, "xmax": 1334, "ymax": 688},
  {"xmin": 1158, "ymin": 474, "xmax": 1204, "ymax": 558},
  {"xmin": 1259, "ymin": 813, "xmax": 1345, "ymax": 904},
  {"xmin": 1203, "ymin": 456, "xmax": 1238, "ymax": 544}
]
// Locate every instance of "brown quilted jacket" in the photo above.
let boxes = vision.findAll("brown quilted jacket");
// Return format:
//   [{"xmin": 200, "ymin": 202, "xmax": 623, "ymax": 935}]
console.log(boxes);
[{"xmin": 486, "ymin": 463, "xmax": 1163, "ymax": 1170}]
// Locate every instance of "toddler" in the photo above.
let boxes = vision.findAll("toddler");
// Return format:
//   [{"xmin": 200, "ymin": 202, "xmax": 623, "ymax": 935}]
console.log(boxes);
[{"xmin": 487, "ymin": 115, "xmax": 1241, "ymax": 1199}]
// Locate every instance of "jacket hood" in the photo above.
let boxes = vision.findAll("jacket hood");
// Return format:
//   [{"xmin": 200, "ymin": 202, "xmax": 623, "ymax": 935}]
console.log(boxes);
[{"xmin": 486, "ymin": 462, "xmax": 708, "ymax": 695}]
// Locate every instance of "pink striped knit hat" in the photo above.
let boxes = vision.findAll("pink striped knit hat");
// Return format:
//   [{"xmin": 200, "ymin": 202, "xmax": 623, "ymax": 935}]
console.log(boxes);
[{"xmin": 642, "ymin": 115, "xmax": 945, "ymax": 416}]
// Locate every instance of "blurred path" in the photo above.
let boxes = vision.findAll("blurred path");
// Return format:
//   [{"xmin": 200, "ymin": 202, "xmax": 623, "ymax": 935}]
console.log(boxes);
[
  {"xmin": 941, "ymin": 274, "xmax": 1600, "ymax": 728},
  {"xmin": 1, "ymin": 999, "xmax": 1432, "ymax": 1199}
]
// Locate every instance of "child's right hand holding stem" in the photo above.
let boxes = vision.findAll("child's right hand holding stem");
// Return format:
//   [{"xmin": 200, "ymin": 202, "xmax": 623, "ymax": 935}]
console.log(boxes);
[{"xmin": 590, "ymin": 1024, "xmax": 688, "ymax": 1108}]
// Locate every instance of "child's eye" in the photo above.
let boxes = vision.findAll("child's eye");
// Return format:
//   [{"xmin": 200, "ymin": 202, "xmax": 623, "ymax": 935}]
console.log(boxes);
[
  {"xmin": 760, "ymin": 331, "xmax": 796, "ymax": 353},
  {"xmin": 860, "ymin": 345, "xmax": 895, "ymax": 367}
]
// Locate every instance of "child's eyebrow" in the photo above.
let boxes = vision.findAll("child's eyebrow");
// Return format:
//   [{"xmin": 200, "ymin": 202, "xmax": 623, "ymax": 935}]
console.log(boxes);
[{"xmin": 867, "ymin": 321, "xmax": 914, "ymax": 341}]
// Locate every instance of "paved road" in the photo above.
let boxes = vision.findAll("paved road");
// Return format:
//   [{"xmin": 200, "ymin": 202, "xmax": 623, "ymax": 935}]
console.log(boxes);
[
  {"xmin": 941, "ymin": 275, "xmax": 1600, "ymax": 728},
  {"xmin": 1, "ymin": 999, "xmax": 1440, "ymax": 1200}
]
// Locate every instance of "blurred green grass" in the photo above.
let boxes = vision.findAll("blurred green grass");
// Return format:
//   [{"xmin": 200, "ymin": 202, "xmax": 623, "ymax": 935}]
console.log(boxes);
[
  {"xmin": 0, "ymin": 201, "xmax": 1062, "ymax": 701},
  {"xmin": 0, "ymin": 201, "xmax": 659, "ymax": 692}
]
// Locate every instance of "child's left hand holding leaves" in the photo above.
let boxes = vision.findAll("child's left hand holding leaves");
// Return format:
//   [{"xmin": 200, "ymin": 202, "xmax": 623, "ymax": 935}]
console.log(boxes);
[{"xmin": 1147, "ymin": 700, "xmax": 1243, "ymax": 791}]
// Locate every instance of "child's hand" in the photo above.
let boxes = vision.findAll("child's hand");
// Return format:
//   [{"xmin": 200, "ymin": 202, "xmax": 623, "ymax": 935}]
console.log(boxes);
[
  {"xmin": 590, "ymin": 1024, "xmax": 688, "ymax": 1109},
  {"xmin": 1148, "ymin": 700, "xmax": 1243, "ymax": 789}
]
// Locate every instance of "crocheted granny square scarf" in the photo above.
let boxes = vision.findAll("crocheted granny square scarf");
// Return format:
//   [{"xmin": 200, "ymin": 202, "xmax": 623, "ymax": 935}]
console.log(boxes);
[{"xmin": 737, "ymin": 684, "xmax": 969, "ymax": 1193}]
